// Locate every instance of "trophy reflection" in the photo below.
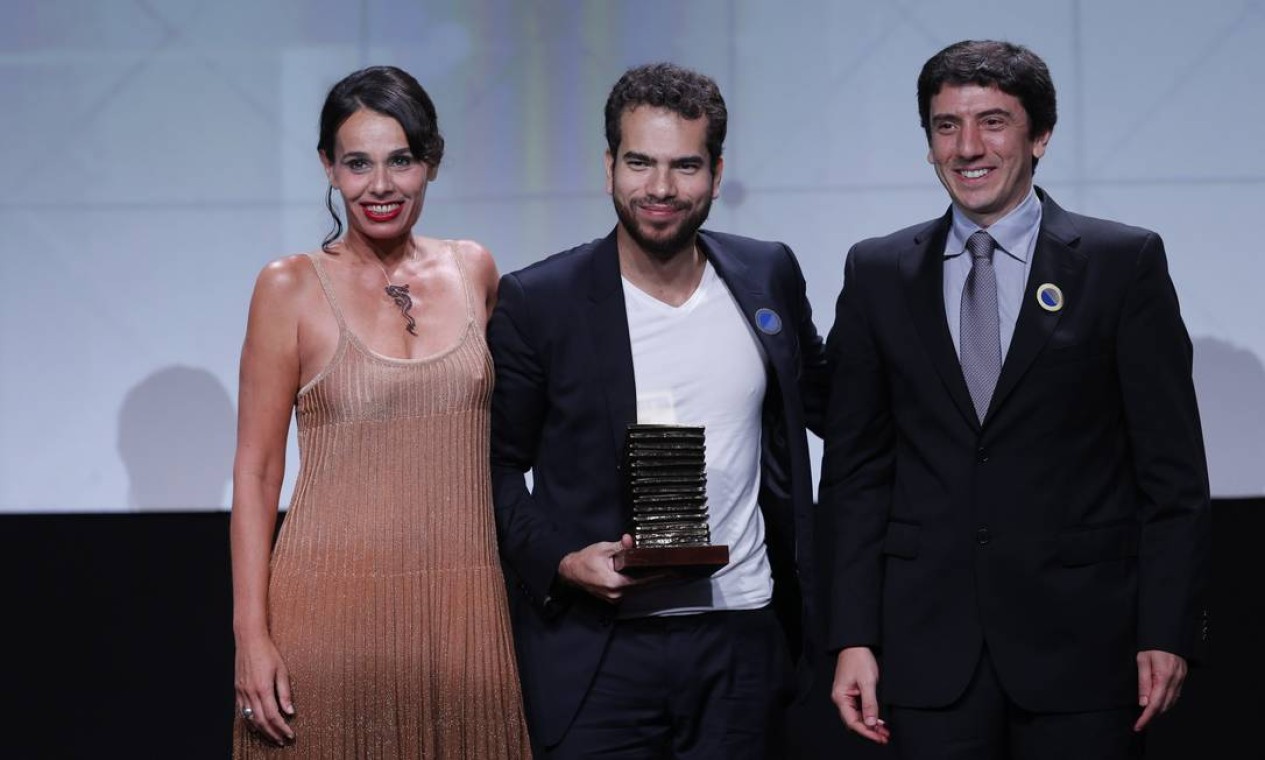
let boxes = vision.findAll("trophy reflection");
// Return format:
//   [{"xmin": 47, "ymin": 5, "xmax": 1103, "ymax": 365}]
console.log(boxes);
[{"xmin": 613, "ymin": 423, "xmax": 729, "ymax": 576}]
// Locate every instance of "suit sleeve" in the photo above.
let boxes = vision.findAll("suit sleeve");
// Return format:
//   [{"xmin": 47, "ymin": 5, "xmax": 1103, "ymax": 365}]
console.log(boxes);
[
  {"xmin": 488, "ymin": 273, "xmax": 584, "ymax": 614},
  {"xmin": 780, "ymin": 243, "xmax": 830, "ymax": 435},
  {"xmin": 1116, "ymin": 232, "xmax": 1211, "ymax": 659},
  {"xmin": 819, "ymin": 247, "xmax": 896, "ymax": 652}
]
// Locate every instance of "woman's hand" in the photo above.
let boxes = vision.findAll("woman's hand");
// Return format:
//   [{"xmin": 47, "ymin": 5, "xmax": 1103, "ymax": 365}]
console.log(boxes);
[{"xmin": 234, "ymin": 632, "xmax": 295, "ymax": 746}]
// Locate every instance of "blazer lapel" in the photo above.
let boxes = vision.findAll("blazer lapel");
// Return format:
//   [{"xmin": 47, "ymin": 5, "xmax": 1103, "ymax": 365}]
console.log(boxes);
[
  {"xmin": 586, "ymin": 230, "xmax": 639, "ymax": 463},
  {"xmin": 987, "ymin": 191, "xmax": 1087, "ymax": 419},
  {"xmin": 901, "ymin": 213, "xmax": 980, "ymax": 429},
  {"xmin": 699, "ymin": 233, "xmax": 791, "ymax": 376}
]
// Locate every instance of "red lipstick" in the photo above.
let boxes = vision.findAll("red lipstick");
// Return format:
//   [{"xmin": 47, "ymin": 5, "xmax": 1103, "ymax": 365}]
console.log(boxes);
[{"xmin": 363, "ymin": 202, "xmax": 404, "ymax": 222}]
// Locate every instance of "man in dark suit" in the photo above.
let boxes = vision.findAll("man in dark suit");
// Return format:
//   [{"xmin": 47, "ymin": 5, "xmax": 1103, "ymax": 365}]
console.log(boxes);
[
  {"xmin": 822, "ymin": 40, "xmax": 1210, "ymax": 759},
  {"xmin": 488, "ymin": 62, "xmax": 828, "ymax": 758}
]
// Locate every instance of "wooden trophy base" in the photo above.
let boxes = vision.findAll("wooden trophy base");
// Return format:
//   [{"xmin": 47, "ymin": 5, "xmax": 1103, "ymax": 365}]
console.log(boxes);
[{"xmin": 613, "ymin": 544, "xmax": 729, "ymax": 578}]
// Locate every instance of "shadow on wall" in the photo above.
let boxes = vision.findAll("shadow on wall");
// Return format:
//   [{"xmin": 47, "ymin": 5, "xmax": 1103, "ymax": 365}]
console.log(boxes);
[
  {"xmin": 1192, "ymin": 338, "xmax": 1265, "ymax": 498},
  {"xmin": 117, "ymin": 365, "xmax": 235, "ymax": 511}
]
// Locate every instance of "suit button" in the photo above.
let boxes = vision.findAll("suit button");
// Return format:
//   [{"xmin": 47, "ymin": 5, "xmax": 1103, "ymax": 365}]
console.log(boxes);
[
  {"xmin": 976, "ymin": 447, "xmax": 989, "ymax": 463},
  {"xmin": 976, "ymin": 527, "xmax": 991, "ymax": 545}
]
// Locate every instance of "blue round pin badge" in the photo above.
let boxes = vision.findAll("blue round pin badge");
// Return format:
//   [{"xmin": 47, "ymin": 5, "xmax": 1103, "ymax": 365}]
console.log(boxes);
[
  {"xmin": 755, "ymin": 308, "xmax": 782, "ymax": 335},
  {"xmin": 1036, "ymin": 283, "xmax": 1064, "ymax": 313}
]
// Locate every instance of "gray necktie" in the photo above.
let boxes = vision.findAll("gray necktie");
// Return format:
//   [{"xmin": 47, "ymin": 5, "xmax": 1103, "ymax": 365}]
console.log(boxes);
[{"xmin": 960, "ymin": 231, "xmax": 1001, "ymax": 422}]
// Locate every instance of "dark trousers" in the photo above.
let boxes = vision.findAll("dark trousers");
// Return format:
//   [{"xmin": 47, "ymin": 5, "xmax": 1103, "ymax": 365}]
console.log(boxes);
[
  {"xmin": 546, "ymin": 605, "xmax": 793, "ymax": 759},
  {"xmin": 887, "ymin": 648, "xmax": 1143, "ymax": 760}
]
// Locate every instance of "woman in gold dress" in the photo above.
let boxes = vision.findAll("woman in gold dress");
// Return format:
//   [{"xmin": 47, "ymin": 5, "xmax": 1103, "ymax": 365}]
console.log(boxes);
[{"xmin": 230, "ymin": 65, "xmax": 530, "ymax": 758}]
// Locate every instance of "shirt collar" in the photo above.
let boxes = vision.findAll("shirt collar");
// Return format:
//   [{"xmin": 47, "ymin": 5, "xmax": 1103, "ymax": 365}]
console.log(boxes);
[{"xmin": 945, "ymin": 186, "xmax": 1042, "ymax": 262}]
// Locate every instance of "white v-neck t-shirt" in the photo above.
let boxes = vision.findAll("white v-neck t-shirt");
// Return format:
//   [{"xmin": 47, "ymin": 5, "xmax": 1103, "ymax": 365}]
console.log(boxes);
[{"xmin": 618, "ymin": 260, "xmax": 773, "ymax": 617}]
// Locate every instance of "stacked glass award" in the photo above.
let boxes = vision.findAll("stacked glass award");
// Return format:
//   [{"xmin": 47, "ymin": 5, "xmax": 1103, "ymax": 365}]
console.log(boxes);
[{"xmin": 614, "ymin": 423, "xmax": 730, "ymax": 576}]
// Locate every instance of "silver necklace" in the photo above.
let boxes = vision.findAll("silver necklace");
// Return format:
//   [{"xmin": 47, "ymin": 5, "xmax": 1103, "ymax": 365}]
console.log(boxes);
[
  {"xmin": 376, "ymin": 262, "xmax": 417, "ymax": 336},
  {"xmin": 358, "ymin": 244, "xmax": 418, "ymax": 336}
]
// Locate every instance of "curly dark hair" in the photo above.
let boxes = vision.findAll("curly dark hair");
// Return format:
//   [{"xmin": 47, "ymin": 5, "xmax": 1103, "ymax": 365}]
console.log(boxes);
[
  {"xmin": 316, "ymin": 65, "xmax": 444, "ymax": 250},
  {"xmin": 604, "ymin": 62, "xmax": 727, "ymax": 171},
  {"xmin": 917, "ymin": 40, "xmax": 1057, "ymax": 168}
]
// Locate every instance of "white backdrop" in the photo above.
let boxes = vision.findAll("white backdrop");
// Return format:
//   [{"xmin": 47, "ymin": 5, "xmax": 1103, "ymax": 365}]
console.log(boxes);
[{"xmin": 3, "ymin": 0, "xmax": 1263, "ymax": 512}]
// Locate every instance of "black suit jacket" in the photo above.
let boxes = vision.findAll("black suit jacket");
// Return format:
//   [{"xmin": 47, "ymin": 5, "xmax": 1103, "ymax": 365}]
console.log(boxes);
[
  {"xmin": 820, "ymin": 189, "xmax": 1210, "ymax": 712},
  {"xmin": 489, "ymin": 228, "xmax": 828, "ymax": 747}
]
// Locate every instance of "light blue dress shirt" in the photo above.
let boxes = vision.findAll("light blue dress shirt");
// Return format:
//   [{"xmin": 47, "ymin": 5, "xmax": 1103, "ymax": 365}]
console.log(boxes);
[{"xmin": 942, "ymin": 187, "xmax": 1043, "ymax": 362}]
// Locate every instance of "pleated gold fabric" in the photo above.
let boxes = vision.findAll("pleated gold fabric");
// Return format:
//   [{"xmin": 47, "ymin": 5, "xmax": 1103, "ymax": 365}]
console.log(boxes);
[{"xmin": 234, "ymin": 249, "xmax": 531, "ymax": 758}]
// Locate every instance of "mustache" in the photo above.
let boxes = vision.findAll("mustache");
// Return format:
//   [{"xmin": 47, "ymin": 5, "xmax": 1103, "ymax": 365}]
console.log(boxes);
[{"xmin": 634, "ymin": 198, "xmax": 690, "ymax": 211}]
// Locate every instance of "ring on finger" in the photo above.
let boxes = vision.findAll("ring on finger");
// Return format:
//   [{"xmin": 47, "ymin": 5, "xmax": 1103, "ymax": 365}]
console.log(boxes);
[{"xmin": 240, "ymin": 705, "xmax": 255, "ymax": 720}]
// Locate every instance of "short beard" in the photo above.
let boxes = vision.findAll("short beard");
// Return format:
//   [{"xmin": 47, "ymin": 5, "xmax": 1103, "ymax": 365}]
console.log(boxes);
[{"xmin": 613, "ymin": 193, "xmax": 712, "ymax": 262}]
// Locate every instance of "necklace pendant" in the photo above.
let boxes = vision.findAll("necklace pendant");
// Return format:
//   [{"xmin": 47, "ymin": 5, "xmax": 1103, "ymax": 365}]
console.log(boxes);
[{"xmin": 384, "ymin": 283, "xmax": 418, "ymax": 336}]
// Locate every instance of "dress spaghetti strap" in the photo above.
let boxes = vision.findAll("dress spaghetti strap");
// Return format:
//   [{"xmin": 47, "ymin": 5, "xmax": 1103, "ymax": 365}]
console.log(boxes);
[
  {"xmin": 304, "ymin": 251, "xmax": 350, "ymax": 332},
  {"xmin": 447, "ymin": 240, "xmax": 479, "ymax": 328}
]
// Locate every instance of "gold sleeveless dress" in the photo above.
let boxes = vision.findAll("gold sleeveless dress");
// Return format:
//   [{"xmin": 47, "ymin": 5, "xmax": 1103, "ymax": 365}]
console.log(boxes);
[{"xmin": 234, "ymin": 249, "xmax": 531, "ymax": 758}]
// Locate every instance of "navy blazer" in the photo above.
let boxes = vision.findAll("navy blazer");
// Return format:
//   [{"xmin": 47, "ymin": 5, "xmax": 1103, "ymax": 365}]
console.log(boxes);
[
  {"xmin": 820, "ymin": 189, "xmax": 1210, "ymax": 712},
  {"xmin": 489, "ymin": 228, "xmax": 828, "ymax": 747}
]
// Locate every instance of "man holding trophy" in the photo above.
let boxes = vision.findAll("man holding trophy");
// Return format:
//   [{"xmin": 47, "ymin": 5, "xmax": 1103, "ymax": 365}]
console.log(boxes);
[{"xmin": 488, "ymin": 62, "xmax": 829, "ymax": 758}]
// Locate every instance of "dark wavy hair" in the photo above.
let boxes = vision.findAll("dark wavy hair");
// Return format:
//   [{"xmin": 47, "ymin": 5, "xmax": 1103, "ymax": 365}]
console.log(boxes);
[
  {"xmin": 604, "ymin": 62, "xmax": 727, "ymax": 171},
  {"xmin": 917, "ymin": 40, "xmax": 1057, "ymax": 169},
  {"xmin": 317, "ymin": 65, "xmax": 444, "ymax": 250}
]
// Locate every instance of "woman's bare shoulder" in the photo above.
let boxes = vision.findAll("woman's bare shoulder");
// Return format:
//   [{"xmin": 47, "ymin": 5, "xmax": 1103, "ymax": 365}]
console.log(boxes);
[
  {"xmin": 253, "ymin": 251, "xmax": 322, "ymax": 296},
  {"xmin": 245, "ymin": 252, "xmax": 328, "ymax": 329},
  {"xmin": 431, "ymin": 238, "xmax": 499, "ymax": 314},
  {"xmin": 444, "ymin": 238, "xmax": 498, "ymax": 283}
]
